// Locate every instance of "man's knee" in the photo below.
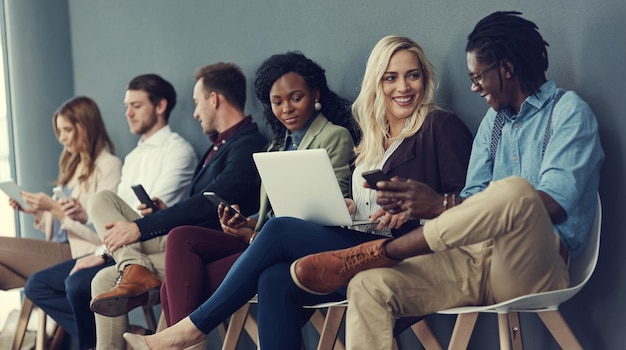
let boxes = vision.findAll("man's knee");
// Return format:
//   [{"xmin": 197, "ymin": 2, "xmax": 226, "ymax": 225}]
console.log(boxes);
[
  {"xmin": 485, "ymin": 176, "xmax": 541, "ymax": 210},
  {"xmin": 87, "ymin": 189, "xmax": 116, "ymax": 214}
]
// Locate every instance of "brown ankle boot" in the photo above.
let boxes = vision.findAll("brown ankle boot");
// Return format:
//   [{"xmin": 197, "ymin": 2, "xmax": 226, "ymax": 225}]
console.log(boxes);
[
  {"xmin": 290, "ymin": 238, "xmax": 399, "ymax": 295},
  {"xmin": 90, "ymin": 264, "xmax": 161, "ymax": 317}
]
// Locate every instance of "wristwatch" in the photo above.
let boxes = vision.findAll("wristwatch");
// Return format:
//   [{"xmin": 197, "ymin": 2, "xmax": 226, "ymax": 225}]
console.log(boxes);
[{"xmin": 94, "ymin": 245, "xmax": 111, "ymax": 262}]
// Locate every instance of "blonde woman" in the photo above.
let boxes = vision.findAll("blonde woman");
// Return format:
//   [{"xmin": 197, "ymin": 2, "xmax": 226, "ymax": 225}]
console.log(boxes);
[
  {"xmin": 124, "ymin": 35, "xmax": 472, "ymax": 350},
  {"xmin": 1, "ymin": 96, "xmax": 121, "ymax": 337}
]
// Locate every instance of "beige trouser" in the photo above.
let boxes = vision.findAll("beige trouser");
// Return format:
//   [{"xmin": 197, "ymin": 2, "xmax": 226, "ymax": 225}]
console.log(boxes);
[
  {"xmin": 88, "ymin": 190, "xmax": 166, "ymax": 349},
  {"xmin": 346, "ymin": 177, "xmax": 569, "ymax": 349},
  {"xmin": 0, "ymin": 237, "xmax": 71, "ymax": 290}
]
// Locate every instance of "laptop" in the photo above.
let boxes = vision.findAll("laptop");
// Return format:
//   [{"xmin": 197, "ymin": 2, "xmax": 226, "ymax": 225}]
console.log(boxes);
[{"xmin": 253, "ymin": 149, "xmax": 373, "ymax": 226}]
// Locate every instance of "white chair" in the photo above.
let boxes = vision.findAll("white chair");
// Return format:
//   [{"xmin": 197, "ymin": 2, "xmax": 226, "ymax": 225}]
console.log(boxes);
[{"xmin": 417, "ymin": 194, "xmax": 602, "ymax": 350}]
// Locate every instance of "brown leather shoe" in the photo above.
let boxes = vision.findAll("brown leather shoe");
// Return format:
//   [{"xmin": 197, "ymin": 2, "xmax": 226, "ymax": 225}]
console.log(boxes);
[
  {"xmin": 290, "ymin": 238, "xmax": 399, "ymax": 295},
  {"xmin": 90, "ymin": 264, "xmax": 161, "ymax": 317}
]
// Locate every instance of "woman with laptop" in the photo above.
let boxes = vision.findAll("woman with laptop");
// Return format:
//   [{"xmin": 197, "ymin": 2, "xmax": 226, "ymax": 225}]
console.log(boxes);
[
  {"xmin": 1, "ymin": 96, "xmax": 121, "ymax": 341},
  {"xmin": 124, "ymin": 36, "xmax": 473, "ymax": 350},
  {"xmin": 153, "ymin": 51, "xmax": 357, "ymax": 332}
]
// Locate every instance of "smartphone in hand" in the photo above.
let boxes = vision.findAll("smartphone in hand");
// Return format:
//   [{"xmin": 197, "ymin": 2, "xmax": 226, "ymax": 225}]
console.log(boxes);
[
  {"xmin": 362, "ymin": 169, "xmax": 391, "ymax": 190},
  {"xmin": 131, "ymin": 184, "xmax": 159, "ymax": 212},
  {"xmin": 52, "ymin": 186, "xmax": 68, "ymax": 200},
  {"xmin": 203, "ymin": 191, "xmax": 247, "ymax": 222}
]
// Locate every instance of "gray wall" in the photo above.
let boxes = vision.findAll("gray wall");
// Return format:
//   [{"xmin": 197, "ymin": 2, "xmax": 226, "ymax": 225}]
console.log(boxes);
[{"xmin": 6, "ymin": 0, "xmax": 626, "ymax": 348}]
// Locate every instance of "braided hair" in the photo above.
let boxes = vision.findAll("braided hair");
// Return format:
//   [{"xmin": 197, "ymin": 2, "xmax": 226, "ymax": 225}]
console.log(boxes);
[
  {"xmin": 466, "ymin": 11, "xmax": 549, "ymax": 93},
  {"xmin": 254, "ymin": 51, "xmax": 360, "ymax": 148}
]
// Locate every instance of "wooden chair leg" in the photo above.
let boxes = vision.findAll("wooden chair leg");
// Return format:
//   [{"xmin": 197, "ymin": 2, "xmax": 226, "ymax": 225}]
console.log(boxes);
[
  {"xmin": 411, "ymin": 319, "xmax": 443, "ymax": 350},
  {"xmin": 448, "ymin": 312, "xmax": 479, "ymax": 350},
  {"xmin": 222, "ymin": 304, "xmax": 251, "ymax": 350},
  {"xmin": 48, "ymin": 325, "xmax": 66, "ymax": 350},
  {"xmin": 35, "ymin": 308, "xmax": 46, "ymax": 350},
  {"xmin": 11, "ymin": 296, "xmax": 34, "ymax": 350},
  {"xmin": 309, "ymin": 309, "xmax": 327, "ymax": 335},
  {"xmin": 217, "ymin": 322, "xmax": 228, "ymax": 342},
  {"xmin": 508, "ymin": 312, "xmax": 523, "ymax": 350},
  {"xmin": 537, "ymin": 310, "xmax": 583, "ymax": 350},
  {"xmin": 142, "ymin": 306, "xmax": 157, "ymax": 333},
  {"xmin": 497, "ymin": 313, "xmax": 511, "ymax": 350},
  {"xmin": 317, "ymin": 306, "xmax": 346, "ymax": 350}
]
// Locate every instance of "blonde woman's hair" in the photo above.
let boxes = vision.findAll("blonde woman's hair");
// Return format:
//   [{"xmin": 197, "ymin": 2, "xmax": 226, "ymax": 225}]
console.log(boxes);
[
  {"xmin": 53, "ymin": 96, "xmax": 115, "ymax": 187},
  {"xmin": 353, "ymin": 35, "xmax": 439, "ymax": 166}
]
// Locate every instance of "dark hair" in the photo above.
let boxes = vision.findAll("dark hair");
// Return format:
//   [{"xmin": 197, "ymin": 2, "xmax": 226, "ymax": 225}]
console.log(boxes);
[
  {"xmin": 253, "ymin": 51, "xmax": 360, "ymax": 146},
  {"xmin": 466, "ymin": 11, "xmax": 549, "ymax": 93},
  {"xmin": 195, "ymin": 63, "xmax": 246, "ymax": 111},
  {"xmin": 127, "ymin": 74, "xmax": 177, "ymax": 122}
]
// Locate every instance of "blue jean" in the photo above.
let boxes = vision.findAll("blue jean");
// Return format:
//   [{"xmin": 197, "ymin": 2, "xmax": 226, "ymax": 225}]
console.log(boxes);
[
  {"xmin": 24, "ymin": 257, "xmax": 115, "ymax": 349},
  {"xmin": 188, "ymin": 217, "xmax": 379, "ymax": 350}
]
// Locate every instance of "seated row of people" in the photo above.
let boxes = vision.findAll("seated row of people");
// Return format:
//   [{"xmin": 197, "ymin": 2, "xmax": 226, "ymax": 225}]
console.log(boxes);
[
  {"xmin": 124, "ymin": 34, "xmax": 473, "ymax": 350},
  {"xmin": 124, "ymin": 11, "xmax": 603, "ymax": 350},
  {"xmin": 4, "ymin": 10, "xmax": 603, "ymax": 350},
  {"xmin": 7, "ymin": 50, "xmax": 360, "ymax": 348}
]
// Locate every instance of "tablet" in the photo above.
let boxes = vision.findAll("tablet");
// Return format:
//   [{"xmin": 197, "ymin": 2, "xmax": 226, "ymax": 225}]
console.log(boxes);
[{"xmin": 0, "ymin": 180, "xmax": 27, "ymax": 208}]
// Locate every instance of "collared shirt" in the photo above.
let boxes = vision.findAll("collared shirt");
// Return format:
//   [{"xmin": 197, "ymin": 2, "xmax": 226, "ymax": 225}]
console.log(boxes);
[
  {"xmin": 462, "ymin": 80, "xmax": 604, "ymax": 256},
  {"xmin": 283, "ymin": 112, "xmax": 318, "ymax": 150},
  {"xmin": 204, "ymin": 116, "xmax": 252, "ymax": 164},
  {"xmin": 117, "ymin": 125, "xmax": 198, "ymax": 211}
]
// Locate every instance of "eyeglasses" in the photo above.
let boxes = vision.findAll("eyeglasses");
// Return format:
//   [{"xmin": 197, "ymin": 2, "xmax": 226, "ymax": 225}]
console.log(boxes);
[{"xmin": 468, "ymin": 62, "xmax": 498, "ymax": 87}]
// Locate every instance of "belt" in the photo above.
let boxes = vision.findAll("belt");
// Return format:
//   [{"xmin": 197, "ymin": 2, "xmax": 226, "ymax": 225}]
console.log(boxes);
[{"xmin": 559, "ymin": 243, "xmax": 570, "ymax": 265}]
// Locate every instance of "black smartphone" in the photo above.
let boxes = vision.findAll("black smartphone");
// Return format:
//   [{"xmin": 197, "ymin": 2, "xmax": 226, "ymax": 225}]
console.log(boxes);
[
  {"xmin": 362, "ymin": 169, "xmax": 391, "ymax": 189},
  {"xmin": 131, "ymin": 184, "xmax": 159, "ymax": 212},
  {"xmin": 203, "ymin": 191, "xmax": 247, "ymax": 221}
]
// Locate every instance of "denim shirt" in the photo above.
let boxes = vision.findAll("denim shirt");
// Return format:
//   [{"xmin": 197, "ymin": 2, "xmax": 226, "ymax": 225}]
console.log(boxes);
[
  {"xmin": 461, "ymin": 80, "xmax": 604, "ymax": 257},
  {"xmin": 283, "ymin": 112, "xmax": 318, "ymax": 150}
]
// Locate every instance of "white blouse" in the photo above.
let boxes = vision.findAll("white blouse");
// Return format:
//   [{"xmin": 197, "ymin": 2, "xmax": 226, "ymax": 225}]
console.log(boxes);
[{"xmin": 350, "ymin": 137, "xmax": 405, "ymax": 236}]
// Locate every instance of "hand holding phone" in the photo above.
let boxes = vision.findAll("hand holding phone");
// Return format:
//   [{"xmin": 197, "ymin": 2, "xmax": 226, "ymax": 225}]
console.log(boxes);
[
  {"xmin": 131, "ymin": 184, "xmax": 159, "ymax": 212},
  {"xmin": 203, "ymin": 192, "xmax": 247, "ymax": 222},
  {"xmin": 362, "ymin": 169, "xmax": 391, "ymax": 190}
]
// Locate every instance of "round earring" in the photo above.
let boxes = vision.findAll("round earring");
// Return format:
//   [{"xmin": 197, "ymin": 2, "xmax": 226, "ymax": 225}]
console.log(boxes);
[{"xmin": 314, "ymin": 100, "xmax": 322, "ymax": 111}]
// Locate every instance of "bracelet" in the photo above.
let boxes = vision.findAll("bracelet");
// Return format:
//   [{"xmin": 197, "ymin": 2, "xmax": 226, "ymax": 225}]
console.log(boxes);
[
  {"xmin": 248, "ymin": 232, "xmax": 258, "ymax": 245},
  {"xmin": 451, "ymin": 194, "xmax": 463, "ymax": 208},
  {"xmin": 442, "ymin": 193, "xmax": 449, "ymax": 210}
]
